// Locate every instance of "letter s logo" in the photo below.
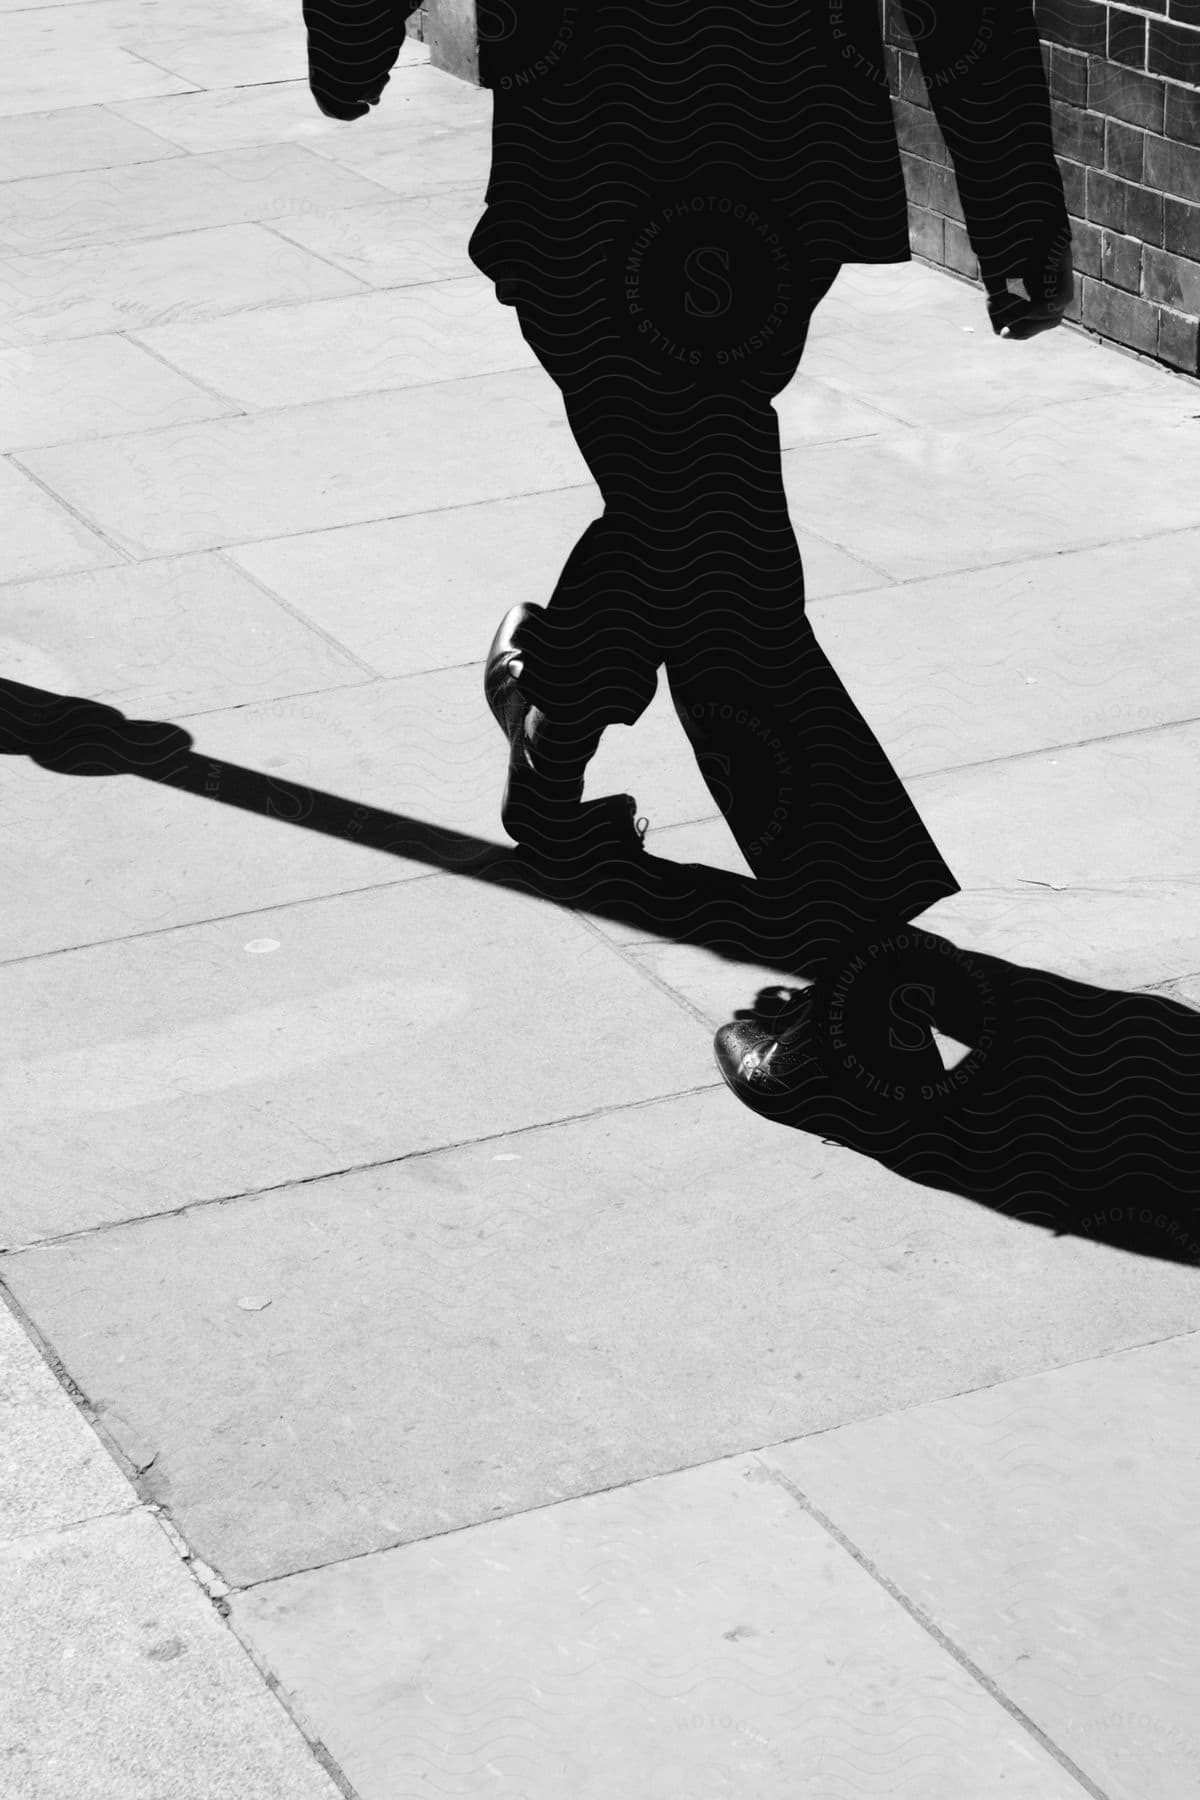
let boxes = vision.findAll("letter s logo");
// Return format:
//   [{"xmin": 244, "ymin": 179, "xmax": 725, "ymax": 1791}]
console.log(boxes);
[
  {"xmin": 902, "ymin": 1, "xmax": 939, "ymax": 46},
  {"xmin": 684, "ymin": 245, "xmax": 734, "ymax": 319},
  {"xmin": 887, "ymin": 982, "xmax": 937, "ymax": 1054},
  {"xmin": 478, "ymin": 1, "xmax": 519, "ymax": 45},
  {"xmin": 696, "ymin": 748, "xmax": 736, "ymax": 817}
]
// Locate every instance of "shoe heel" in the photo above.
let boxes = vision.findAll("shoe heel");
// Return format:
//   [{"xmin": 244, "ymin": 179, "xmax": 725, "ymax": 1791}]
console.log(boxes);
[{"xmin": 508, "ymin": 793, "xmax": 645, "ymax": 863}]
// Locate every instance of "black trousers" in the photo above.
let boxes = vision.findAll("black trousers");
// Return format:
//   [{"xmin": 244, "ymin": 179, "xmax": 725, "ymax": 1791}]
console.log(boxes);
[{"xmin": 474, "ymin": 220, "xmax": 961, "ymax": 950}]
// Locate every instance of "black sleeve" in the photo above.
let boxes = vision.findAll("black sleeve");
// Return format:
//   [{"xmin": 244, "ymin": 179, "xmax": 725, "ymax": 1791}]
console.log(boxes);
[
  {"xmin": 304, "ymin": 0, "xmax": 424, "ymax": 120},
  {"xmin": 897, "ymin": 0, "xmax": 1070, "ymax": 284}
]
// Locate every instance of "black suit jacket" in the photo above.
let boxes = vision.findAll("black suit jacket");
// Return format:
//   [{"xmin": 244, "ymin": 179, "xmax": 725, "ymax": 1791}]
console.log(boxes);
[{"xmin": 306, "ymin": 2, "xmax": 1068, "ymax": 282}]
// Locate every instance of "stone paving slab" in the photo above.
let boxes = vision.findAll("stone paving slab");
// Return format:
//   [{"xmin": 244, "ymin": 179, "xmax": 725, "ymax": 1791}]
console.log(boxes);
[
  {"xmin": 0, "ymin": 333, "xmax": 239, "ymax": 452},
  {"xmin": 777, "ymin": 389, "xmax": 1200, "ymax": 581},
  {"xmin": 2, "ymin": 553, "xmax": 371, "ymax": 717},
  {"xmin": 0, "ymin": 1506, "xmax": 342, "ymax": 1800},
  {"xmin": 15, "ymin": 365, "xmax": 892, "ymax": 560},
  {"xmin": 4, "ymin": 648, "xmax": 1195, "ymax": 974},
  {"xmin": 0, "ymin": 1293, "xmax": 131, "ymax": 1542},
  {"xmin": 261, "ymin": 184, "xmax": 488, "ymax": 289},
  {"xmin": 226, "ymin": 484, "xmax": 885, "ymax": 679},
  {"xmin": 134, "ymin": 273, "xmax": 534, "ymax": 409},
  {"xmin": 0, "ymin": 101, "xmax": 184, "ymax": 182},
  {"xmin": 13, "ymin": 370, "xmax": 595, "ymax": 558},
  {"xmin": 227, "ymin": 1452, "xmax": 1096, "ymax": 1799},
  {"xmin": 761, "ymin": 1330, "xmax": 1200, "ymax": 1800},
  {"xmin": 586, "ymin": 702, "xmax": 1200, "ymax": 986},
  {"xmin": 0, "ymin": 662, "xmax": 702, "ymax": 958},
  {"xmin": 0, "ymin": 8, "xmax": 194, "ymax": 119},
  {"xmin": 806, "ymin": 283, "xmax": 1186, "ymax": 427},
  {"xmin": 585, "ymin": 529, "xmax": 1200, "ymax": 789},
  {"xmin": 306, "ymin": 118, "xmax": 496, "ymax": 200},
  {"xmin": 110, "ymin": 25, "xmax": 314, "ymax": 94},
  {"xmin": 0, "ymin": 221, "xmax": 365, "ymax": 347},
  {"xmin": 5, "ymin": 1089, "xmax": 1197, "ymax": 1587},
  {"xmin": 0, "ymin": 143, "xmax": 398, "ymax": 255},
  {"xmin": 111, "ymin": 61, "xmax": 487, "ymax": 166},
  {"xmin": 0, "ymin": 454, "xmax": 121, "ymax": 585},
  {"xmin": 0, "ymin": 873, "xmax": 714, "ymax": 1244}
]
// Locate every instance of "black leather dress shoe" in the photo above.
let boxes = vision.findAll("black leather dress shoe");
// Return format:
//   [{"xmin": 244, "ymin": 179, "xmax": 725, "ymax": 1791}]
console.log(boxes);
[
  {"xmin": 716, "ymin": 979, "xmax": 948, "ymax": 1120},
  {"xmin": 485, "ymin": 603, "xmax": 649, "ymax": 862},
  {"xmin": 714, "ymin": 992, "xmax": 824, "ymax": 1116}
]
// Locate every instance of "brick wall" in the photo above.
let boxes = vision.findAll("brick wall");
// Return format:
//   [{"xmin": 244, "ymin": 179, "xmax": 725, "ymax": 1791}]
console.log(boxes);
[
  {"xmin": 887, "ymin": 0, "xmax": 1200, "ymax": 376},
  {"xmin": 408, "ymin": 3, "xmax": 1199, "ymax": 376}
]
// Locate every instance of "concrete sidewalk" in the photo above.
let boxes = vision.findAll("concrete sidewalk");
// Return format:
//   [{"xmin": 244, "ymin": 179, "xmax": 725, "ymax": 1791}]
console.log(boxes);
[{"xmin": 3, "ymin": 6, "xmax": 1199, "ymax": 1797}]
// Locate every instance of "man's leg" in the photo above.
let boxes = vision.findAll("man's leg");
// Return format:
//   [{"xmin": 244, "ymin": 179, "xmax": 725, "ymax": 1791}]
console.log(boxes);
[{"xmin": 658, "ymin": 264, "xmax": 961, "ymax": 963}]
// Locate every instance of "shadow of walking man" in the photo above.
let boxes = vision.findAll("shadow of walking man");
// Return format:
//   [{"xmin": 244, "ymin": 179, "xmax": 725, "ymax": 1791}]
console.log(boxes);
[{"xmin": 6, "ymin": 678, "xmax": 1197, "ymax": 1269}]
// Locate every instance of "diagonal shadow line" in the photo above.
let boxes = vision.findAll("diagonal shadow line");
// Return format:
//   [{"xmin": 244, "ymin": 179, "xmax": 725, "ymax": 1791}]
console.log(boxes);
[
  {"xmin": 0, "ymin": 677, "xmax": 793, "ymax": 965},
  {"xmin": 4, "ymin": 678, "xmax": 1200, "ymax": 1268}
]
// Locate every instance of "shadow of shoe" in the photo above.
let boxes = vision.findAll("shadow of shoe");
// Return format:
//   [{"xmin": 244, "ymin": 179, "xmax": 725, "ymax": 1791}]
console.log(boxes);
[{"xmin": 7, "ymin": 679, "xmax": 1199, "ymax": 1272}]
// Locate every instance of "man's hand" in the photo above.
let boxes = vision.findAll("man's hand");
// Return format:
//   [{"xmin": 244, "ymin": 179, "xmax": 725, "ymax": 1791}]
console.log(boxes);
[
  {"xmin": 304, "ymin": 0, "xmax": 416, "ymax": 121},
  {"xmin": 985, "ymin": 219, "xmax": 1076, "ymax": 341}
]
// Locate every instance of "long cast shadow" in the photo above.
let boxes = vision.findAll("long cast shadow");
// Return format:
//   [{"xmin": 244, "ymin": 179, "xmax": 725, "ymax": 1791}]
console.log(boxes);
[{"xmin": 5, "ymin": 678, "xmax": 1198, "ymax": 1268}]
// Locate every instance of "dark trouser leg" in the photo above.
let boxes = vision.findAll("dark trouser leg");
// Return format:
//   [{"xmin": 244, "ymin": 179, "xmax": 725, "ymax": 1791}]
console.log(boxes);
[
  {"xmin": 655, "ymin": 270, "xmax": 960, "ymax": 959},
  {"xmin": 502, "ymin": 255, "xmax": 958, "ymax": 956}
]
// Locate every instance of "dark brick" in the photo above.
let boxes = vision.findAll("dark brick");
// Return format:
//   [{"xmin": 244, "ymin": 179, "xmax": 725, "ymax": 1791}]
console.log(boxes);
[
  {"xmin": 1148, "ymin": 20, "xmax": 1200, "ymax": 84},
  {"xmin": 1165, "ymin": 78, "xmax": 1200, "ymax": 145},
  {"xmin": 1086, "ymin": 167, "xmax": 1128, "ymax": 229},
  {"xmin": 1058, "ymin": 155, "xmax": 1088, "ymax": 216},
  {"xmin": 944, "ymin": 218, "xmax": 980, "ymax": 278},
  {"xmin": 1086, "ymin": 58, "xmax": 1165, "ymax": 131},
  {"xmin": 1143, "ymin": 244, "xmax": 1200, "ymax": 312},
  {"xmin": 1071, "ymin": 216, "xmax": 1105, "ymax": 278},
  {"xmin": 882, "ymin": 0, "xmax": 913, "ymax": 53},
  {"xmin": 1037, "ymin": 0, "xmax": 1107, "ymax": 55},
  {"xmin": 1144, "ymin": 130, "xmax": 1200, "ymax": 199},
  {"xmin": 1109, "ymin": 8, "xmax": 1148, "ymax": 69},
  {"xmin": 907, "ymin": 204, "xmax": 945, "ymax": 264},
  {"xmin": 893, "ymin": 97, "xmax": 949, "ymax": 163},
  {"xmin": 901, "ymin": 150, "xmax": 934, "ymax": 209},
  {"xmin": 1051, "ymin": 98, "xmax": 1106, "ymax": 163},
  {"xmin": 1158, "ymin": 306, "xmax": 1200, "ymax": 375},
  {"xmin": 898, "ymin": 48, "xmax": 928, "ymax": 108},
  {"xmin": 1165, "ymin": 195, "xmax": 1200, "ymax": 260},
  {"xmin": 1088, "ymin": 58, "xmax": 1166, "ymax": 129},
  {"xmin": 1101, "ymin": 228, "xmax": 1144, "ymax": 290},
  {"xmin": 1051, "ymin": 42, "xmax": 1090, "ymax": 105},
  {"xmin": 1127, "ymin": 181, "xmax": 1166, "ymax": 245},
  {"xmin": 927, "ymin": 159, "xmax": 963, "ymax": 222},
  {"xmin": 1081, "ymin": 275, "xmax": 1160, "ymax": 353},
  {"xmin": 1105, "ymin": 116, "xmax": 1146, "ymax": 179}
]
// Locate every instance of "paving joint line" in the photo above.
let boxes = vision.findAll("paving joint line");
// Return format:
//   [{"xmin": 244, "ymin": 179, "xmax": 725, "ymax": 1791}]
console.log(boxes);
[
  {"xmin": 749, "ymin": 1452, "xmax": 1113, "ymax": 1800},
  {"xmin": 0, "ymin": 1082, "xmax": 723, "ymax": 1258},
  {"xmin": 208, "ymin": 1324, "xmax": 1200, "ymax": 1602}
]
